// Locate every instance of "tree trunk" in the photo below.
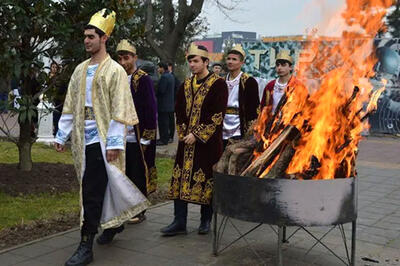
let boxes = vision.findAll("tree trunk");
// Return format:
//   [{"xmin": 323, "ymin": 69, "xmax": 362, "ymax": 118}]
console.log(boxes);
[{"xmin": 18, "ymin": 120, "xmax": 33, "ymax": 171}]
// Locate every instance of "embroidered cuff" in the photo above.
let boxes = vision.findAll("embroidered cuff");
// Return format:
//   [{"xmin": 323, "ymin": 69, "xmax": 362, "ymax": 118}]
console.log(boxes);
[
  {"xmin": 191, "ymin": 112, "xmax": 223, "ymax": 143},
  {"xmin": 55, "ymin": 129, "xmax": 69, "ymax": 145},
  {"xmin": 106, "ymin": 135, "xmax": 124, "ymax": 150},
  {"xmin": 176, "ymin": 123, "xmax": 187, "ymax": 140},
  {"xmin": 142, "ymin": 129, "xmax": 156, "ymax": 140}
]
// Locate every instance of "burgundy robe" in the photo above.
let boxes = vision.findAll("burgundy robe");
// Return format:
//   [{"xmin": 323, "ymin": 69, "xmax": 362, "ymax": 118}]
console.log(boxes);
[
  {"xmin": 168, "ymin": 73, "xmax": 228, "ymax": 205},
  {"xmin": 130, "ymin": 69, "xmax": 158, "ymax": 194}
]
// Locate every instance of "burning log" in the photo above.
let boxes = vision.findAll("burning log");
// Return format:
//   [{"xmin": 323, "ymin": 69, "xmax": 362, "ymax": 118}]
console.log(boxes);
[
  {"xmin": 213, "ymin": 138, "xmax": 257, "ymax": 175},
  {"xmin": 241, "ymin": 125, "xmax": 300, "ymax": 177},
  {"xmin": 263, "ymin": 141, "xmax": 296, "ymax": 179}
]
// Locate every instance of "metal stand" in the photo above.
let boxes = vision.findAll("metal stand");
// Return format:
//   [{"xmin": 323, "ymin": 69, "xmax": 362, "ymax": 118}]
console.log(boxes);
[{"xmin": 213, "ymin": 213, "xmax": 357, "ymax": 266}]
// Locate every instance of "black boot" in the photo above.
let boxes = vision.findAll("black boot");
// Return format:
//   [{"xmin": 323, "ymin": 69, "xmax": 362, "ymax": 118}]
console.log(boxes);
[
  {"xmin": 65, "ymin": 234, "xmax": 94, "ymax": 266},
  {"xmin": 198, "ymin": 220, "xmax": 211, "ymax": 235},
  {"xmin": 160, "ymin": 220, "xmax": 187, "ymax": 236},
  {"xmin": 96, "ymin": 225, "xmax": 124, "ymax": 245}
]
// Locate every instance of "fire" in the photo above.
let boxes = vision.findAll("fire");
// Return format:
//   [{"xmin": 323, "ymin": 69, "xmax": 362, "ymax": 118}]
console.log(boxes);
[{"xmin": 254, "ymin": 0, "xmax": 391, "ymax": 180}]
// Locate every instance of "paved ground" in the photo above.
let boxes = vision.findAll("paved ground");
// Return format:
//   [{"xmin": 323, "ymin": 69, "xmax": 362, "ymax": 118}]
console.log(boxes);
[{"xmin": 1, "ymin": 136, "xmax": 399, "ymax": 266}]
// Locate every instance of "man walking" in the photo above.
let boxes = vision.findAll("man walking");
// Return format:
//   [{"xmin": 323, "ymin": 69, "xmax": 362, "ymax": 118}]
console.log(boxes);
[
  {"xmin": 156, "ymin": 62, "xmax": 175, "ymax": 146},
  {"xmin": 116, "ymin": 39, "xmax": 158, "ymax": 224},
  {"xmin": 160, "ymin": 44, "xmax": 228, "ymax": 236},
  {"xmin": 223, "ymin": 44, "xmax": 259, "ymax": 148},
  {"xmin": 54, "ymin": 9, "xmax": 149, "ymax": 266}
]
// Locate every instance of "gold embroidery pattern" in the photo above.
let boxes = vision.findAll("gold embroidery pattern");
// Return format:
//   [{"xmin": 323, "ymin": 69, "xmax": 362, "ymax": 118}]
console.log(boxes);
[
  {"xmin": 168, "ymin": 164, "xmax": 181, "ymax": 198},
  {"xmin": 240, "ymin": 73, "xmax": 250, "ymax": 91},
  {"xmin": 212, "ymin": 112, "xmax": 223, "ymax": 125},
  {"xmin": 131, "ymin": 69, "xmax": 147, "ymax": 92},
  {"xmin": 226, "ymin": 107, "xmax": 239, "ymax": 115},
  {"xmin": 142, "ymin": 129, "xmax": 156, "ymax": 140},
  {"xmin": 84, "ymin": 106, "xmax": 96, "ymax": 120},
  {"xmin": 184, "ymin": 78, "xmax": 192, "ymax": 117},
  {"xmin": 256, "ymin": 106, "xmax": 261, "ymax": 115},
  {"xmin": 201, "ymin": 178, "xmax": 213, "ymax": 204},
  {"xmin": 192, "ymin": 112, "xmax": 223, "ymax": 143},
  {"xmin": 176, "ymin": 123, "xmax": 187, "ymax": 140},
  {"xmin": 147, "ymin": 166, "xmax": 157, "ymax": 194},
  {"xmin": 178, "ymin": 74, "xmax": 220, "ymax": 204},
  {"xmin": 190, "ymin": 169, "xmax": 206, "ymax": 202}
]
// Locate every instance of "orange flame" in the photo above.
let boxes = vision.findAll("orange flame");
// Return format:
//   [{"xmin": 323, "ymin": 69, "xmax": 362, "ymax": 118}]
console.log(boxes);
[{"xmin": 255, "ymin": 0, "xmax": 391, "ymax": 180}]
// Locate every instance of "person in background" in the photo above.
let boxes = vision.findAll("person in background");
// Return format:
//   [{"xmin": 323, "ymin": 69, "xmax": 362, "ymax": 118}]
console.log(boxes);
[
  {"xmin": 116, "ymin": 39, "xmax": 158, "ymax": 224},
  {"xmin": 212, "ymin": 62, "xmax": 223, "ymax": 77},
  {"xmin": 223, "ymin": 44, "xmax": 259, "ymax": 149},
  {"xmin": 156, "ymin": 62, "xmax": 175, "ymax": 146}
]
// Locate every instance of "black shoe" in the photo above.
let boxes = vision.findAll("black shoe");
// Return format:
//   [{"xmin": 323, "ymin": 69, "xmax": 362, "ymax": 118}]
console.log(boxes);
[
  {"xmin": 65, "ymin": 234, "xmax": 94, "ymax": 266},
  {"xmin": 160, "ymin": 220, "xmax": 187, "ymax": 236},
  {"xmin": 156, "ymin": 140, "xmax": 167, "ymax": 146},
  {"xmin": 96, "ymin": 225, "xmax": 124, "ymax": 245},
  {"xmin": 168, "ymin": 138, "xmax": 173, "ymax": 143},
  {"xmin": 198, "ymin": 220, "xmax": 211, "ymax": 235}
]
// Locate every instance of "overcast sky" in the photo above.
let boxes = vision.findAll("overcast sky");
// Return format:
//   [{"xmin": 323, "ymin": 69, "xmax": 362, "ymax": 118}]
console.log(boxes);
[{"xmin": 201, "ymin": 0, "xmax": 346, "ymax": 37}]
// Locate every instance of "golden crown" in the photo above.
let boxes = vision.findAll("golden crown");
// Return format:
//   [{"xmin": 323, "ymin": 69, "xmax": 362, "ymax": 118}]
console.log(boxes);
[
  {"xmin": 276, "ymin": 50, "xmax": 293, "ymax": 64},
  {"xmin": 116, "ymin": 39, "xmax": 136, "ymax": 54},
  {"xmin": 88, "ymin": 9, "xmax": 116, "ymax": 36},
  {"xmin": 187, "ymin": 43, "xmax": 209, "ymax": 59},
  {"xmin": 230, "ymin": 44, "xmax": 246, "ymax": 59}
]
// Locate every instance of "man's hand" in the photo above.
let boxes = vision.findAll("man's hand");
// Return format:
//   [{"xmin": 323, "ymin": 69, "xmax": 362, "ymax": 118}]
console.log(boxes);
[
  {"xmin": 183, "ymin": 133, "xmax": 196, "ymax": 145},
  {"xmin": 54, "ymin": 142, "xmax": 65, "ymax": 152},
  {"xmin": 106, "ymin": 149, "xmax": 120, "ymax": 162}
]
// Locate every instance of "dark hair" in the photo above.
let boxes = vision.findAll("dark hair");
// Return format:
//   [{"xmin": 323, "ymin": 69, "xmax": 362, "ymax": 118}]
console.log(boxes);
[
  {"xmin": 276, "ymin": 59, "xmax": 293, "ymax": 67},
  {"xmin": 212, "ymin": 63, "xmax": 222, "ymax": 68},
  {"xmin": 158, "ymin": 62, "xmax": 168, "ymax": 71},
  {"xmin": 167, "ymin": 62, "xmax": 173, "ymax": 67},
  {"xmin": 227, "ymin": 50, "xmax": 244, "ymax": 61},
  {"xmin": 187, "ymin": 45, "xmax": 209, "ymax": 63},
  {"xmin": 84, "ymin": 25, "xmax": 105, "ymax": 37},
  {"xmin": 117, "ymin": 50, "xmax": 136, "ymax": 57}
]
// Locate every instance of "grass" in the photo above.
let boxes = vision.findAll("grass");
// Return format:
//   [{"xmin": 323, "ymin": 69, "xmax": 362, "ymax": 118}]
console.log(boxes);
[
  {"xmin": 0, "ymin": 191, "xmax": 79, "ymax": 230},
  {"xmin": 0, "ymin": 141, "xmax": 174, "ymax": 230},
  {"xmin": 0, "ymin": 141, "xmax": 73, "ymax": 164}
]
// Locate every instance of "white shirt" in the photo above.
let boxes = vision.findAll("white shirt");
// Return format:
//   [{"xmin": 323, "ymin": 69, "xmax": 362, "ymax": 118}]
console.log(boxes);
[
  {"xmin": 272, "ymin": 79, "xmax": 287, "ymax": 114},
  {"xmin": 223, "ymin": 72, "xmax": 242, "ymax": 139}
]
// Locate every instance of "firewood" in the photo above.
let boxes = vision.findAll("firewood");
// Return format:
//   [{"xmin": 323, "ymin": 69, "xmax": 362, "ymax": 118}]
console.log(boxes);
[
  {"xmin": 241, "ymin": 125, "xmax": 300, "ymax": 177},
  {"xmin": 264, "ymin": 141, "xmax": 296, "ymax": 179}
]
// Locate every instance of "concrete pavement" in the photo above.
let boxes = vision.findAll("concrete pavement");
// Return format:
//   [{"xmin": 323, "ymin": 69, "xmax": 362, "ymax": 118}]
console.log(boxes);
[{"xmin": 0, "ymin": 136, "xmax": 399, "ymax": 266}]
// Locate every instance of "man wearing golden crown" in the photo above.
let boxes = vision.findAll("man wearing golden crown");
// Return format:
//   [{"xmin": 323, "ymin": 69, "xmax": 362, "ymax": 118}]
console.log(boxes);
[
  {"xmin": 116, "ymin": 39, "xmax": 158, "ymax": 224},
  {"xmin": 223, "ymin": 44, "xmax": 260, "ymax": 148},
  {"xmin": 54, "ymin": 9, "xmax": 150, "ymax": 266},
  {"xmin": 161, "ymin": 44, "xmax": 228, "ymax": 236}
]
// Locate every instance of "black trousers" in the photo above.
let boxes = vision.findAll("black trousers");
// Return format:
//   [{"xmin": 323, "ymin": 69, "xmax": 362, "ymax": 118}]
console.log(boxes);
[
  {"xmin": 81, "ymin": 143, "xmax": 108, "ymax": 235},
  {"xmin": 126, "ymin": 142, "xmax": 147, "ymax": 197},
  {"xmin": 174, "ymin": 199, "xmax": 213, "ymax": 226},
  {"xmin": 158, "ymin": 111, "xmax": 174, "ymax": 144}
]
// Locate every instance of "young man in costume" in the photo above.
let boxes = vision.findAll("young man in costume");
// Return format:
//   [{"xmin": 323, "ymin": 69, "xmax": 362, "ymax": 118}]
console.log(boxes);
[
  {"xmin": 54, "ymin": 9, "xmax": 149, "ymax": 266},
  {"xmin": 212, "ymin": 62, "xmax": 223, "ymax": 77},
  {"xmin": 223, "ymin": 44, "xmax": 259, "ymax": 148},
  {"xmin": 116, "ymin": 39, "xmax": 158, "ymax": 224},
  {"xmin": 260, "ymin": 50, "xmax": 304, "ymax": 110},
  {"xmin": 161, "ymin": 44, "xmax": 228, "ymax": 236}
]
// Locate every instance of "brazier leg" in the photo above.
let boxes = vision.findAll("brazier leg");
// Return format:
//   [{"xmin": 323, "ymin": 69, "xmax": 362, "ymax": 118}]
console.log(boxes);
[
  {"xmin": 351, "ymin": 220, "xmax": 356, "ymax": 266},
  {"xmin": 213, "ymin": 211, "xmax": 218, "ymax": 255},
  {"xmin": 277, "ymin": 226, "xmax": 283, "ymax": 266}
]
